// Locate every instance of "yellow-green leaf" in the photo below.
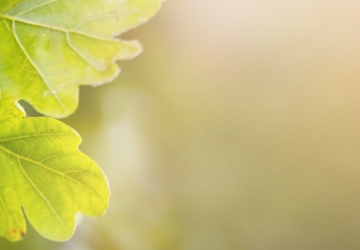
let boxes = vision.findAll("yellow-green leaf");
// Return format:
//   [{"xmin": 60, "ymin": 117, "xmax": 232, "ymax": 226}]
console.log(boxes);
[
  {"xmin": 0, "ymin": 0, "xmax": 162, "ymax": 118},
  {"xmin": 0, "ymin": 103, "xmax": 110, "ymax": 241}
]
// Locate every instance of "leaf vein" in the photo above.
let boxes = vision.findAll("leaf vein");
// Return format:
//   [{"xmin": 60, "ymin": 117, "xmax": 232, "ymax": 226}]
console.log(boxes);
[
  {"xmin": 11, "ymin": 20, "xmax": 67, "ymax": 113},
  {"xmin": 0, "ymin": 133, "xmax": 73, "ymax": 143},
  {"xmin": 65, "ymin": 33, "xmax": 102, "ymax": 71},
  {"xmin": 15, "ymin": 0, "xmax": 59, "ymax": 17},
  {"xmin": 0, "ymin": 145, "xmax": 105, "ymax": 206},
  {"xmin": 0, "ymin": 14, "xmax": 118, "ymax": 42},
  {"xmin": 16, "ymin": 158, "xmax": 67, "ymax": 231}
]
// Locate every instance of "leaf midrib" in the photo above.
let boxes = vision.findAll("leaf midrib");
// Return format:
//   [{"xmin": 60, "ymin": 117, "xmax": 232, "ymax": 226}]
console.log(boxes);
[
  {"xmin": 0, "ymin": 132, "xmax": 73, "ymax": 143},
  {"xmin": 0, "ymin": 14, "xmax": 117, "ymax": 42},
  {"xmin": 0, "ymin": 144, "xmax": 106, "ymax": 206}
]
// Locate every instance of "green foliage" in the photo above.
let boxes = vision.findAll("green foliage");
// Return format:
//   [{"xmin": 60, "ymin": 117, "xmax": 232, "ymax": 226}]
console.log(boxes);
[{"xmin": 0, "ymin": 0, "xmax": 161, "ymax": 242}]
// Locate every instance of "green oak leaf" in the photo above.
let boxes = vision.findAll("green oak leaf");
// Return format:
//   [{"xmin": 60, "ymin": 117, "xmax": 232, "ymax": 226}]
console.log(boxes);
[
  {"xmin": 0, "ymin": 99, "xmax": 110, "ymax": 242},
  {"xmin": 0, "ymin": 0, "xmax": 162, "ymax": 118}
]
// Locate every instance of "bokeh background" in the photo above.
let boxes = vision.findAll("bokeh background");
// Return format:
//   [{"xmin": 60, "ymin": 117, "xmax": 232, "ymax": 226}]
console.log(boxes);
[{"xmin": 5, "ymin": 0, "xmax": 360, "ymax": 249}]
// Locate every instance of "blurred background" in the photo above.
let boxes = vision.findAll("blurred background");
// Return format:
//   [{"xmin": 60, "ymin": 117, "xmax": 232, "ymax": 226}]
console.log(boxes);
[{"xmin": 5, "ymin": 0, "xmax": 360, "ymax": 249}]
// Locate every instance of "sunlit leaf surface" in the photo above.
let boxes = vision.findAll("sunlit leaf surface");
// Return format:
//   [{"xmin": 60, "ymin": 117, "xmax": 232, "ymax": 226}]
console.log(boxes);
[
  {"xmin": 0, "ymin": 0, "xmax": 161, "ymax": 118},
  {"xmin": 0, "ymin": 98, "xmax": 110, "ymax": 241}
]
